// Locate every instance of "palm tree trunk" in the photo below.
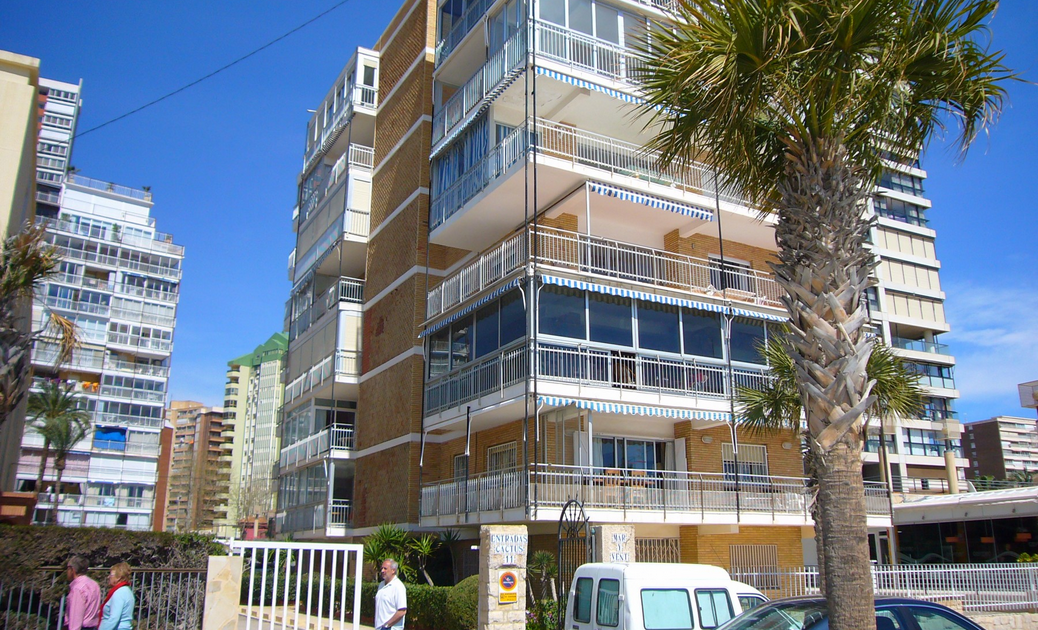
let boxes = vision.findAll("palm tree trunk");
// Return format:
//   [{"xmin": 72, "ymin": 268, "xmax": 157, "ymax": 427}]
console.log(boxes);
[
  {"xmin": 52, "ymin": 458, "xmax": 65, "ymax": 526},
  {"xmin": 773, "ymin": 135, "xmax": 877, "ymax": 630},
  {"xmin": 35, "ymin": 440, "xmax": 51, "ymax": 497}
]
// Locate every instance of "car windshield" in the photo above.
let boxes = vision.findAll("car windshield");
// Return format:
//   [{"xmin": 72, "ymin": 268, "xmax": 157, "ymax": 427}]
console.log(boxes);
[{"xmin": 718, "ymin": 601, "xmax": 827, "ymax": 630}]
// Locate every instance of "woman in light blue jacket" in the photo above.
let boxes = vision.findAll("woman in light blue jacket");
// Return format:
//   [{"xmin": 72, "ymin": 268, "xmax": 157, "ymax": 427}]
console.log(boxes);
[{"xmin": 98, "ymin": 562, "xmax": 134, "ymax": 630}]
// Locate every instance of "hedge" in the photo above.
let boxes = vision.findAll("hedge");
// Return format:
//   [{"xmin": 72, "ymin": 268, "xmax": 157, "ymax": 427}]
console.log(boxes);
[{"xmin": 446, "ymin": 575, "xmax": 479, "ymax": 630}]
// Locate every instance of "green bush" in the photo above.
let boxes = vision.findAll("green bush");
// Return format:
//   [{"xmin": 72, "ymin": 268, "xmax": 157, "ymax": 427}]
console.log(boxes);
[{"xmin": 446, "ymin": 575, "xmax": 479, "ymax": 630}]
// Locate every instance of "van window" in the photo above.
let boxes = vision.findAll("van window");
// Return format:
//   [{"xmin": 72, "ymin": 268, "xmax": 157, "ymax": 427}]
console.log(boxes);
[
  {"xmin": 738, "ymin": 595, "xmax": 767, "ymax": 612},
  {"xmin": 641, "ymin": 589, "xmax": 694, "ymax": 630},
  {"xmin": 695, "ymin": 589, "xmax": 735, "ymax": 629},
  {"xmin": 574, "ymin": 577, "xmax": 593, "ymax": 623},
  {"xmin": 597, "ymin": 579, "xmax": 620, "ymax": 627}
]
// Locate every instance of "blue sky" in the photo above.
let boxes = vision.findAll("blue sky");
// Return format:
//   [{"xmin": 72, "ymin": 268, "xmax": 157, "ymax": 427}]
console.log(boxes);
[{"xmin": 2, "ymin": 2, "xmax": 1036, "ymax": 424}]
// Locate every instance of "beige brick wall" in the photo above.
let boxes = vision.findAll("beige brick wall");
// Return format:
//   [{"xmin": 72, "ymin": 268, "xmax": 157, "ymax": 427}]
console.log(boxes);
[
  {"xmin": 356, "ymin": 357, "xmax": 424, "ymax": 449},
  {"xmin": 366, "ymin": 197, "xmax": 428, "ymax": 297},
  {"xmin": 680, "ymin": 424, "xmax": 804, "ymax": 478},
  {"xmin": 353, "ymin": 441, "xmax": 422, "ymax": 526},
  {"xmin": 361, "ymin": 276, "xmax": 424, "ymax": 370},
  {"xmin": 371, "ymin": 129, "xmax": 431, "ymax": 231},
  {"xmin": 680, "ymin": 525, "xmax": 804, "ymax": 570},
  {"xmin": 374, "ymin": 0, "xmax": 434, "ymax": 97},
  {"xmin": 664, "ymin": 230, "xmax": 778, "ymax": 273}
]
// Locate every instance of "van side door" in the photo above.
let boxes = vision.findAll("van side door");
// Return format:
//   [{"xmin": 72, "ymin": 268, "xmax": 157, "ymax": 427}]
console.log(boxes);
[
  {"xmin": 570, "ymin": 576, "xmax": 595, "ymax": 630},
  {"xmin": 595, "ymin": 578, "xmax": 622, "ymax": 630}
]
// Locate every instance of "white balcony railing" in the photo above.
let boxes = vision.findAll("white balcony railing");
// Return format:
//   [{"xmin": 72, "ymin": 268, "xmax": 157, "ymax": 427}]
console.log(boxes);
[
  {"xmin": 99, "ymin": 385, "xmax": 166, "ymax": 404},
  {"xmin": 431, "ymin": 117, "xmax": 745, "ymax": 230},
  {"xmin": 284, "ymin": 349, "xmax": 361, "ymax": 404},
  {"xmin": 303, "ymin": 87, "xmax": 378, "ymax": 170},
  {"xmin": 299, "ymin": 143, "xmax": 374, "ymax": 225},
  {"xmin": 279, "ymin": 425, "xmax": 355, "ymax": 470},
  {"xmin": 45, "ymin": 243, "xmax": 180, "ymax": 279},
  {"xmin": 65, "ymin": 173, "xmax": 153, "ymax": 202},
  {"xmin": 110, "ymin": 307, "xmax": 176, "ymax": 328},
  {"xmin": 37, "ymin": 215, "xmax": 183, "ymax": 257},
  {"xmin": 40, "ymin": 294, "xmax": 111, "ymax": 317},
  {"xmin": 424, "ymin": 340, "xmax": 772, "ymax": 416},
  {"xmin": 93, "ymin": 412, "xmax": 164, "ymax": 429},
  {"xmin": 421, "ymin": 464, "xmax": 890, "ymax": 520},
  {"xmin": 426, "ymin": 228, "xmax": 782, "ymax": 320},
  {"xmin": 32, "ymin": 344, "xmax": 105, "ymax": 372},
  {"xmin": 112, "ymin": 283, "xmax": 179, "ymax": 303},
  {"xmin": 106, "ymin": 332, "xmax": 172, "ymax": 354},
  {"xmin": 328, "ymin": 499, "xmax": 353, "ymax": 527}
]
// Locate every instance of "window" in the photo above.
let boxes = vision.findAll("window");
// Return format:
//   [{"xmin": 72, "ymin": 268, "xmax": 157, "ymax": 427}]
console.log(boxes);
[
  {"xmin": 695, "ymin": 589, "xmax": 735, "ymax": 629},
  {"xmin": 710, "ymin": 257, "xmax": 753, "ymax": 293},
  {"xmin": 499, "ymin": 290, "xmax": 526, "ymax": 345},
  {"xmin": 474, "ymin": 303, "xmax": 500, "ymax": 358},
  {"xmin": 723, "ymin": 444, "xmax": 769, "ymax": 482},
  {"xmin": 597, "ymin": 579, "xmax": 620, "ymax": 627},
  {"xmin": 487, "ymin": 441, "xmax": 517, "ymax": 471},
  {"xmin": 453, "ymin": 454, "xmax": 468, "ymax": 480},
  {"xmin": 874, "ymin": 196, "xmax": 928, "ymax": 227},
  {"xmin": 906, "ymin": 607, "xmax": 976, "ymax": 630},
  {"xmin": 540, "ymin": 285, "xmax": 586, "ymax": 339},
  {"xmin": 641, "ymin": 589, "xmax": 694, "ymax": 630},
  {"xmin": 637, "ymin": 301, "xmax": 679, "ymax": 353},
  {"xmin": 730, "ymin": 544, "xmax": 780, "ymax": 589},
  {"xmin": 573, "ymin": 577, "xmax": 593, "ymax": 623},
  {"xmin": 738, "ymin": 595, "xmax": 766, "ymax": 612},
  {"xmin": 451, "ymin": 316, "xmax": 473, "ymax": 367},
  {"xmin": 593, "ymin": 437, "xmax": 665, "ymax": 470},
  {"xmin": 730, "ymin": 318, "xmax": 765, "ymax": 363},
  {"xmin": 589, "ymin": 293, "xmax": 632, "ymax": 346},
  {"xmin": 879, "ymin": 171, "xmax": 925, "ymax": 196},
  {"xmin": 682, "ymin": 309, "xmax": 723, "ymax": 359}
]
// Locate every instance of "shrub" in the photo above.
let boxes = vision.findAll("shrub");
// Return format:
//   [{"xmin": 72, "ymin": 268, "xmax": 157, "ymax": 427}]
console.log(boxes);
[
  {"xmin": 446, "ymin": 575, "xmax": 479, "ymax": 630},
  {"xmin": 404, "ymin": 582, "xmax": 453, "ymax": 630},
  {"xmin": 527, "ymin": 598, "xmax": 562, "ymax": 630}
]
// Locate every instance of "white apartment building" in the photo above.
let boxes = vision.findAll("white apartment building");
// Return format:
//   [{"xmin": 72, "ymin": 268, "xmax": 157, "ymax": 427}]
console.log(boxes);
[
  {"xmin": 19, "ymin": 174, "xmax": 183, "ymax": 531},
  {"xmin": 275, "ymin": 49, "xmax": 377, "ymax": 538},
  {"xmin": 35, "ymin": 78, "xmax": 82, "ymax": 209}
]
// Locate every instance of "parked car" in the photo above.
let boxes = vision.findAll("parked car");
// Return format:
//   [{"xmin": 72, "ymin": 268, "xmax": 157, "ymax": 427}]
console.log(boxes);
[
  {"xmin": 716, "ymin": 596, "xmax": 985, "ymax": 630},
  {"xmin": 565, "ymin": 562, "xmax": 766, "ymax": 630}
]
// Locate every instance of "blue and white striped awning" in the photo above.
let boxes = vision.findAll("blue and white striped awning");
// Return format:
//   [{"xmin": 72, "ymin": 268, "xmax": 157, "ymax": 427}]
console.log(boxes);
[
  {"xmin": 418, "ymin": 277, "xmax": 525, "ymax": 338},
  {"xmin": 540, "ymin": 274, "xmax": 786, "ymax": 322},
  {"xmin": 588, "ymin": 182, "xmax": 713, "ymax": 222},
  {"xmin": 538, "ymin": 395, "xmax": 731, "ymax": 422},
  {"xmin": 535, "ymin": 67, "xmax": 646, "ymax": 106}
]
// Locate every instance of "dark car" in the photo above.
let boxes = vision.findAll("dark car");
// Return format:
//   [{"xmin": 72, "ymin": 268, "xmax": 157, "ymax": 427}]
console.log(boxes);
[{"xmin": 716, "ymin": 596, "xmax": 986, "ymax": 630}]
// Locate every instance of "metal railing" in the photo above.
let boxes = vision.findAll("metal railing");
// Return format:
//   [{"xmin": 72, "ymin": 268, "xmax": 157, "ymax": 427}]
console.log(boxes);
[
  {"xmin": 284, "ymin": 349, "xmax": 361, "ymax": 404},
  {"xmin": 303, "ymin": 86, "xmax": 379, "ymax": 169},
  {"xmin": 65, "ymin": 173, "xmax": 153, "ymax": 202},
  {"xmin": 39, "ymin": 294, "xmax": 110, "ymax": 316},
  {"xmin": 279, "ymin": 425, "xmax": 355, "ymax": 469},
  {"xmin": 891, "ymin": 336, "xmax": 950, "ymax": 355},
  {"xmin": 36, "ymin": 189, "xmax": 61, "ymax": 204},
  {"xmin": 328, "ymin": 499, "xmax": 352, "ymax": 527},
  {"xmin": 110, "ymin": 307, "xmax": 176, "ymax": 328},
  {"xmin": 31, "ymin": 345, "xmax": 105, "ymax": 371},
  {"xmin": 112, "ymin": 282, "xmax": 179, "ymax": 303},
  {"xmin": 98, "ymin": 384, "xmax": 166, "ymax": 403},
  {"xmin": 93, "ymin": 440, "xmax": 161, "ymax": 456},
  {"xmin": 37, "ymin": 215, "xmax": 182, "ymax": 257},
  {"xmin": 0, "ymin": 567, "xmax": 207, "ymax": 630},
  {"xmin": 46, "ymin": 243, "xmax": 182, "ymax": 279},
  {"xmin": 534, "ymin": 20, "xmax": 645, "ymax": 85},
  {"xmin": 93, "ymin": 412, "xmax": 164, "ymax": 429},
  {"xmin": 420, "ymin": 464, "xmax": 891, "ymax": 520},
  {"xmin": 106, "ymin": 332, "xmax": 172, "ymax": 353},
  {"xmin": 433, "ymin": 28, "xmax": 527, "ymax": 146},
  {"xmin": 230, "ymin": 539, "xmax": 364, "ymax": 630},
  {"xmin": 299, "ymin": 144, "xmax": 374, "ymax": 224},
  {"xmin": 435, "ymin": 0, "xmax": 498, "ymax": 67},
  {"xmin": 431, "ymin": 116, "xmax": 747, "ymax": 230},
  {"xmin": 426, "ymin": 227, "xmax": 781, "ymax": 319},
  {"xmin": 729, "ymin": 564, "xmax": 1038, "ymax": 613},
  {"xmin": 424, "ymin": 339, "xmax": 774, "ymax": 415}
]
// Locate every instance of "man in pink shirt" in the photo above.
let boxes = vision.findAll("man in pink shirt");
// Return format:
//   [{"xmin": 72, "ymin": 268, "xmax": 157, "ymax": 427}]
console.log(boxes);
[{"xmin": 64, "ymin": 556, "xmax": 101, "ymax": 630}]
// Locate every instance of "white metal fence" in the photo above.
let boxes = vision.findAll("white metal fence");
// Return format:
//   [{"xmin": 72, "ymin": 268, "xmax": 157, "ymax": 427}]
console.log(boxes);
[
  {"xmin": 230, "ymin": 540, "xmax": 365, "ymax": 630},
  {"xmin": 729, "ymin": 564, "xmax": 1038, "ymax": 612}
]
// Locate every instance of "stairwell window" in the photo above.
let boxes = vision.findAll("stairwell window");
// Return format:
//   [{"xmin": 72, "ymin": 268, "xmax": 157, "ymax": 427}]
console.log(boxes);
[{"xmin": 722, "ymin": 443, "xmax": 768, "ymax": 485}]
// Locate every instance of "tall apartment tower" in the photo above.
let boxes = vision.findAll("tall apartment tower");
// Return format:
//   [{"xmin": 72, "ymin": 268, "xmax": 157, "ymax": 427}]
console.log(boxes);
[
  {"xmin": 963, "ymin": 416, "xmax": 1038, "ymax": 481},
  {"xmin": 19, "ymin": 171, "xmax": 183, "ymax": 530},
  {"xmin": 279, "ymin": 0, "xmax": 963, "ymax": 568},
  {"xmin": 222, "ymin": 332, "xmax": 288, "ymax": 535},
  {"xmin": 166, "ymin": 403, "xmax": 229, "ymax": 533},
  {"xmin": 35, "ymin": 78, "xmax": 83, "ymax": 209},
  {"xmin": 276, "ymin": 49, "xmax": 377, "ymax": 538}
]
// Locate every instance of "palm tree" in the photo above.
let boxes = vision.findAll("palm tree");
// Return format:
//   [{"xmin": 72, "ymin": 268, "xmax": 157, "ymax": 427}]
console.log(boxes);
[
  {"xmin": 738, "ymin": 339, "xmax": 924, "ymax": 586},
  {"xmin": 638, "ymin": 2, "xmax": 1012, "ymax": 626},
  {"xmin": 1, "ymin": 225, "xmax": 78, "ymax": 429},
  {"xmin": 28, "ymin": 380, "xmax": 91, "ymax": 523},
  {"xmin": 409, "ymin": 533, "xmax": 440, "ymax": 586},
  {"xmin": 527, "ymin": 550, "xmax": 559, "ymax": 602}
]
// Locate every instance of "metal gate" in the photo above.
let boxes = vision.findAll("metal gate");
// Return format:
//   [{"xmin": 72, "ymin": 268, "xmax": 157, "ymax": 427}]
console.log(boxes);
[
  {"xmin": 230, "ymin": 539, "xmax": 364, "ymax": 630},
  {"xmin": 557, "ymin": 499, "xmax": 591, "ymax": 610}
]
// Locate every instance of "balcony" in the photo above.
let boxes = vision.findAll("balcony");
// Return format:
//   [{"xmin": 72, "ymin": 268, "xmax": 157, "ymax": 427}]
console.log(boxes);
[
  {"xmin": 284, "ymin": 349, "xmax": 361, "ymax": 405},
  {"xmin": 38, "ymin": 216, "xmax": 183, "ymax": 257},
  {"xmin": 112, "ymin": 283, "xmax": 179, "ymax": 304},
  {"xmin": 292, "ymin": 206, "xmax": 371, "ymax": 282},
  {"xmin": 890, "ymin": 337, "xmax": 951, "ymax": 356},
  {"xmin": 420, "ymin": 465, "xmax": 891, "ymax": 526},
  {"xmin": 289, "ymin": 277, "xmax": 364, "ymax": 341},
  {"xmin": 430, "ymin": 117, "xmax": 750, "ymax": 248},
  {"xmin": 40, "ymin": 294, "xmax": 110, "ymax": 317},
  {"xmin": 328, "ymin": 499, "xmax": 352, "ymax": 527},
  {"xmin": 47, "ymin": 243, "xmax": 181, "ymax": 279},
  {"xmin": 279, "ymin": 424, "xmax": 356, "ymax": 471},
  {"xmin": 93, "ymin": 440, "xmax": 161, "ymax": 457},
  {"xmin": 106, "ymin": 332, "xmax": 173, "ymax": 355},
  {"xmin": 298, "ymin": 144, "xmax": 374, "ymax": 226},
  {"xmin": 93, "ymin": 412, "xmax": 164, "ymax": 430},
  {"xmin": 424, "ymin": 339, "xmax": 772, "ymax": 417},
  {"xmin": 50, "ymin": 273, "xmax": 115, "ymax": 291},
  {"xmin": 32, "ymin": 344, "xmax": 105, "ymax": 372},
  {"xmin": 104, "ymin": 357, "xmax": 170, "ymax": 378},
  {"xmin": 65, "ymin": 173, "xmax": 153, "ymax": 202},
  {"xmin": 427, "ymin": 228, "xmax": 782, "ymax": 320},
  {"xmin": 303, "ymin": 86, "xmax": 378, "ymax": 172},
  {"xmin": 36, "ymin": 189, "xmax": 61, "ymax": 205},
  {"xmin": 98, "ymin": 384, "xmax": 166, "ymax": 404},
  {"xmin": 110, "ymin": 306, "xmax": 176, "ymax": 328}
]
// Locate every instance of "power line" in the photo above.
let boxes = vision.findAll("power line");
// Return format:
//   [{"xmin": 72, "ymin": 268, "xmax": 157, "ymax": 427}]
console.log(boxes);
[{"xmin": 74, "ymin": 0, "xmax": 354, "ymax": 140}]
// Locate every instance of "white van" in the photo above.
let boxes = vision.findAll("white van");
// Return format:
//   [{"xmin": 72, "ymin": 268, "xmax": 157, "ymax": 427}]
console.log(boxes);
[{"xmin": 564, "ymin": 563, "xmax": 765, "ymax": 630}]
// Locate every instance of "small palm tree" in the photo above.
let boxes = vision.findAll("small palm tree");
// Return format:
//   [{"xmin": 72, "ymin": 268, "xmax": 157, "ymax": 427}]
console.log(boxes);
[
  {"xmin": 1, "ymin": 225, "xmax": 78, "ymax": 429},
  {"xmin": 527, "ymin": 551, "xmax": 559, "ymax": 602},
  {"xmin": 409, "ymin": 534, "xmax": 440, "ymax": 586},
  {"xmin": 638, "ymin": 2, "xmax": 1013, "ymax": 625},
  {"xmin": 363, "ymin": 523, "xmax": 414, "ymax": 581},
  {"xmin": 28, "ymin": 380, "xmax": 91, "ymax": 523}
]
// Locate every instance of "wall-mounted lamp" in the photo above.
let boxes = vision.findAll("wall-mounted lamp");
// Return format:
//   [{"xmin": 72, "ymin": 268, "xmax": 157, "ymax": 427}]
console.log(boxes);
[
  {"xmin": 701, "ymin": 435, "xmax": 714, "ymax": 444},
  {"xmin": 782, "ymin": 442, "xmax": 793, "ymax": 450}
]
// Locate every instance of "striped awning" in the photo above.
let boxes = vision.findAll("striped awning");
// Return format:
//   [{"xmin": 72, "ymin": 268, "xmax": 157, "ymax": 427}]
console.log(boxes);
[
  {"xmin": 418, "ymin": 277, "xmax": 525, "ymax": 338},
  {"xmin": 535, "ymin": 67, "xmax": 646, "ymax": 105},
  {"xmin": 540, "ymin": 275, "xmax": 787, "ymax": 322},
  {"xmin": 431, "ymin": 68, "xmax": 525, "ymax": 160},
  {"xmin": 588, "ymin": 181, "xmax": 713, "ymax": 222},
  {"xmin": 538, "ymin": 395, "xmax": 731, "ymax": 422}
]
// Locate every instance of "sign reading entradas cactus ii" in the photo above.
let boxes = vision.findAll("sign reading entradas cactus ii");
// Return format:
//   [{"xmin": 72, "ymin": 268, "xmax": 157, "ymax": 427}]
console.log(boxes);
[{"xmin": 479, "ymin": 525, "xmax": 528, "ymax": 630}]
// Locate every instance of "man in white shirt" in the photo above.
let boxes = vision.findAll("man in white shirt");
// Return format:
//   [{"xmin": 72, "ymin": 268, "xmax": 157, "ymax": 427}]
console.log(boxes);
[{"xmin": 374, "ymin": 559, "xmax": 407, "ymax": 630}]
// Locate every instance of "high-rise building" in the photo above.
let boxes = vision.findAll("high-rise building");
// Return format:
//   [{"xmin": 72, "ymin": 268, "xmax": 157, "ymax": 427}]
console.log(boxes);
[
  {"xmin": 165, "ymin": 402, "xmax": 229, "ymax": 532},
  {"xmin": 34, "ymin": 77, "xmax": 82, "ymax": 210},
  {"xmin": 276, "ymin": 0, "xmax": 962, "ymax": 569},
  {"xmin": 18, "ymin": 170, "xmax": 183, "ymax": 530},
  {"xmin": 222, "ymin": 332, "xmax": 288, "ymax": 537},
  {"xmin": 963, "ymin": 416, "xmax": 1038, "ymax": 481}
]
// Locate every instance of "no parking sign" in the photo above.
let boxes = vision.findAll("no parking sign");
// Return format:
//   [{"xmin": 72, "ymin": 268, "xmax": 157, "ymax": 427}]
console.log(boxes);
[{"xmin": 498, "ymin": 570, "xmax": 518, "ymax": 604}]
